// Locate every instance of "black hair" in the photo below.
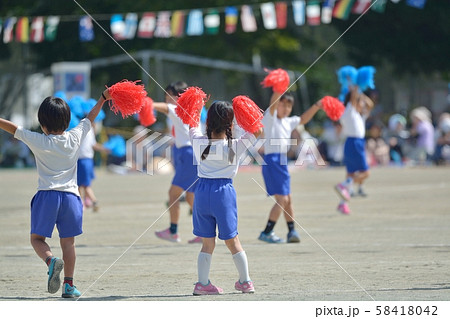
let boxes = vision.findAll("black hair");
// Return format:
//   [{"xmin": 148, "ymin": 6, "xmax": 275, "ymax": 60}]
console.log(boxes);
[
  {"xmin": 201, "ymin": 101, "xmax": 235, "ymax": 163},
  {"xmin": 280, "ymin": 92, "xmax": 294, "ymax": 104},
  {"xmin": 38, "ymin": 97, "xmax": 71, "ymax": 133},
  {"xmin": 165, "ymin": 81, "xmax": 188, "ymax": 97}
]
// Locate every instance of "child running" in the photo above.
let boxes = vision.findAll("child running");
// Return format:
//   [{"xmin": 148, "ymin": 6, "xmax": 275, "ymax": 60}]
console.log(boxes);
[
  {"xmin": 153, "ymin": 81, "xmax": 201, "ymax": 244},
  {"xmin": 190, "ymin": 100, "xmax": 262, "ymax": 295},
  {"xmin": 258, "ymin": 91, "xmax": 323, "ymax": 243},
  {"xmin": 334, "ymin": 86, "xmax": 374, "ymax": 214},
  {"xmin": 0, "ymin": 89, "xmax": 110, "ymax": 298}
]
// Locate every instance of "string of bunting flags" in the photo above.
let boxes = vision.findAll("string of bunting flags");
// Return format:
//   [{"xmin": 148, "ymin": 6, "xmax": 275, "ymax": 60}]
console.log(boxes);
[{"xmin": 0, "ymin": 0, "xmax": 427, "ymax": 44}]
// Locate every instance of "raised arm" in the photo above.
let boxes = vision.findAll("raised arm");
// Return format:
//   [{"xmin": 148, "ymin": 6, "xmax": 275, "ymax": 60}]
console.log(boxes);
[
  {"xmin": 268, "ymin": 91, "xmax": 282, "ymax": 116},
  {"xmin": 86, "ymin": 89, "xmax": 110, "ymax": 124},
  {"xmin": 299, "ymin": 100, "xmax": 322, "ymax": 125},
  {"xmin": 0, "ymin": 118, "xmax": 18, "ymax": 135},
  {"xmin": 153, "ymin": 102, "xmax": 169, "ymax": 114}
]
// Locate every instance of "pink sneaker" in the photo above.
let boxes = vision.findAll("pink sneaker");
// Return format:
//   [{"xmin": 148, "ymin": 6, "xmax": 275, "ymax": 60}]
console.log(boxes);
[
  {"xmin": 188, "ymin": 236, "xmax": 202, "ymax": 244},
  {"xmin": 337, "ymin": 202, "xmax": 351, "ymax": 215},
  {"xmin": 335, "ymin": 183, "xmax": 351, "ymax": 201},
  {"xmin": 155, "ymin": 228, "xmax": 181, "ymax": 243},
  {"xmin": 235, "ymin": 280, "xmax": 255, "ymax": 293},
  {"xmin": 193, "ymin": 281, "xmax": 223, "ymax": 295}
]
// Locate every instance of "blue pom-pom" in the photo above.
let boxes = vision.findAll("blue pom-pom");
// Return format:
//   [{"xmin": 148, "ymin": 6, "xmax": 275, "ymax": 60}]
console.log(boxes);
[
  {"xmin": 68, "ymin": 95, "xmax": 85, "ymax": 119},
  {"xmin": 356, "ymin": 66, "xmax": 376, "ymax": 91},
  {"xmin": 55, "ymin": 91, "xmax": 67, "ymax": 101},
  {"xmin": 82, "ymin": 98, "xmax": 105, "ymax": 122},
  {"xmin": 337, "ymin": 65, "xmax": 357, "ymax": 87},
  {"xmin": 67, "ymin": 112, "xmax": 80, "ymax": 130}
]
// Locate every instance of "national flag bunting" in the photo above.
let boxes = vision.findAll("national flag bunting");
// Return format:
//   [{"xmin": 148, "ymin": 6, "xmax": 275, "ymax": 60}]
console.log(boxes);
[
  {"xmin": 16, "ymin": 17, "xmax": 29, "ymax": 43},
  {"xmin": 45, "ymin": 16, "xmax": 60, "ymax": 41},
  {"xmin": 31, "ymin": 17, "xmax": 45, "ymax": 43},
  {"xmin": 171, "ymin": 11, "xmax": 185, "ymax": 37},
  {"xmin": 241, "ymin": 5, "xmax": 257, "ymax": 32},
  {"xmin": 204, "ymin": 9, "xmax": 220, "ymax": 35},
  {"xmin": 333, "ymin": 0, "xmax": 357, "ymax": 20},
  {"xmin": 306, "ymin": 1, "xmax": 321, "ymax": 26},
  {"xmin": 137, "ymin": 12, "xmax": 156, "ymax": 38},
  {"xmin": 225, "ymin": 6, "xmax": 238, "ymax": 34},
  {"xmin": 292, "ymin": 0, "xmax": 306, "ymax": 26},
  {"xmin": 261, "ymin": 2, "xmax": 277, "ymax": 30},
  {"xmin": 79, "ymin": 16, "xmax": 94, "ymax": 42},
  {"xmin": 186, "ymin": 9, "xmax": 204, "ymax": 36}
]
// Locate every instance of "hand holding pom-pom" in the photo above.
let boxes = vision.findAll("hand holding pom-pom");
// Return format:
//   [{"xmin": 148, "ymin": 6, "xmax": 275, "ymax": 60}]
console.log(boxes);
[
  {"xmin": 321, "ymin": 96, "xmax": 345, "ymax": 121},
  {"xmin": 175, "ymin": 87, "xmax": 209, "ymax": 127},
  {"xmin": 261, "ymin": 68, "xmax": 290, "ymax": 94},
  {"xmin": 138, "ymin": 97, "xmax": 156, "ymax": 127},
  {"xmin": 232, "ymin": 95, "xmax": 264, "ymax": 133},
  {"xmin": 107, "ymin": 80, "xmax": 147, "ymax": 118}
]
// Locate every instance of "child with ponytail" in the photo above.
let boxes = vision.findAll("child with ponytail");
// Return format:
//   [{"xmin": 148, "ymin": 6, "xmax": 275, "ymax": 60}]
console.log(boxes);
[{"xmin": 187, "ymin": 98, "xmax": 262, "ymax": 295}]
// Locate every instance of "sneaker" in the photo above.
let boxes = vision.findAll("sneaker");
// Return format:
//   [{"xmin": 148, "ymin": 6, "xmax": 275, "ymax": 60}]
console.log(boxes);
[
  {"xmin": 155, "ymin": 228, "xmax": 181, "ymax": 243},
  {"xmin": 287, "ymin": 230, "xmax": 301, "ymax": 243},
  {"xmin": 62, "ymin": 283, "xmax": 81, "ymax": 298},
  {"xmin": 337, "ymin": 202, "xmax": 351, "ymax": 215},
  {"xmin": 188, "ymin": 236, "xmax": 202, "ymax": 244},
  {"xmin": 93, "ymin": 201, "xmax": 99, "ymax": 212},
  {"xmin": 258, "ymin": 231, "xmax": 285, "ymax": 243},
  {"xmin": 47, "ymin": 257, "xmax": 64, "ymax": 294},
  {"xmin": 358, "ymin": 188, "xmax": 367, "ymax": 197},
  {"xmin": 193, "ymin": 281, "xmax": 223, "ymax": 295},
  {"xmin": 334, "ymin": 183, "xmax": 351, "ymax": 201},
  {"xmin": 235, "ymin": 280, "xmax": 255, "ymax": 293}
]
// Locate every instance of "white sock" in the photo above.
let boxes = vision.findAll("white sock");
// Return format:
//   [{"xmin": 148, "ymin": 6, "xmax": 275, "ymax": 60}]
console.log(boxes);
[
  {"xmin": 232, "ymin": 251, "xmax": 251, "ymax": 283},
  {"xmin": 197, "ymin": 252, "xmax": 212, "ymax": 286}
]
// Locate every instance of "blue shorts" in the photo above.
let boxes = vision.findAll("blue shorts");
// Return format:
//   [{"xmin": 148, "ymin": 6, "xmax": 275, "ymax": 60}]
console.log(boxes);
[
  {"xmin": 77, "ymin": 158, "xmax": 95, "ymax": 187},
  {"xmin": 172, "ymin": 146, "xmax": 198, "ymax": 192},
  {"xmin": 344, "ymin": 137, "xmax": 369, "ymax": 173},
  {"xmin": 30, "ymin": 190, "xmax": 83, "ymax": 238},
  {"xmin": 193, "ymin": 178, "xmax": 238, "ymax": 240},
  {"xmin": 262, "ymin": 153, "xmax": 290, "ymax": 196}
]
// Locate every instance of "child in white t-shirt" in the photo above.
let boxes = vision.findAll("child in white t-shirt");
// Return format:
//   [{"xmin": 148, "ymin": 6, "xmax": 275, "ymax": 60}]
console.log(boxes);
[
  {"xmin": 189, "ymin": 100, "xmax": 262, "ymax": 295},
  {"xmin": 259, "ymin": 91, "xmax": 323, "ymax": 243},
  {"xmin": 152, "ymin": 81, "xmax": 201, "ymax": 244},
  {"xmin": 0, "ymin": 89, "xmax": 110, "ymax": 298}
]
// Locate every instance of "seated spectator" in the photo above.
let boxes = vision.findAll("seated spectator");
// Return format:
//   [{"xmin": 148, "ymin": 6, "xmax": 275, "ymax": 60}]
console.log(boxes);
[
  {"xmin": 433, "ymin": 112, "xmax": 450, "ymax": 165},
  {"xmin": 366, "ymin": 121, "xmax": 390, "ymax": 166},
  {"xmin": 0, "ymin": 136, "xmax": 34, "ymax": 168},
  {"xmin": 409, "ymin": 107, "xmax": 435, "ymax": 163},
  {"xmin": 318, "ymin": 121, "xmax": 345, "ymax": 166},
  {"xmin": 385, "ymin": 114, "xmax": 409, "ymax": 164}
]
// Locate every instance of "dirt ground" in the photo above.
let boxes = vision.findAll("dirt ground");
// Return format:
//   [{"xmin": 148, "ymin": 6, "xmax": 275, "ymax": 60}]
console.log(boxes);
[{"xmin": 0, "ymin": 165, "xmax": 449, "ymax": 305}]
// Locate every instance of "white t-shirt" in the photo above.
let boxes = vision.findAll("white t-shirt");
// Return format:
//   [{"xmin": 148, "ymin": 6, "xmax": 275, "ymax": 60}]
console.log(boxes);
[
  {"xmin": 78, "ymin": 127, "xmax": 96, "ymax": 159},
  {"xmin": 262, "ymin": 109, "xmax": 301, "ymax": 155},
  {"xmin": 167, "ymin": 103, "xmax": 192, "ymax": 148},
  {"xmin": 14, "ymin": 118, "xmax": 92, "ymax": 195},
  {"xmin": 340, "ymin": 103, "xmax": 367, "ymax": 139},
  {"xmin": 190, "ymin": 126, "xmax": 256, "ymax": 179}
]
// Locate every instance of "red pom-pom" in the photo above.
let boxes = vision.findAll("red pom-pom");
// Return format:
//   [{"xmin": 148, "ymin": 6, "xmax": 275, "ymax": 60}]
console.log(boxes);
[
  {"xmin": 107, "ymin": 80, "xmax": 147, "ymax": 118},
  {"xmin": 261, "ymin": 68, "xmax": 290, "ymax": 94},
  {"xmin": 175, "ymin": 87, "xmax": 209, "ymax": 127},
  {"xmin": 138, "ymin": 97, "xmax": 156, "ymax": 127},
  {"xmin": 321, "ymin": 96, "xmax": 345, "ymax": 121},
  {"xmin": 231, "ymin": 96, "xmax": 264, "ymax": 133}
]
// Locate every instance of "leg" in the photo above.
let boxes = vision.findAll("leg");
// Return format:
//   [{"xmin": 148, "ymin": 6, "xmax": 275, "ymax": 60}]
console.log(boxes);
[
  {"xmin": 259, "ymin": 195, "xmax": 288, "ymax": 243},
  {"xmin": 60, "ymin": 237, "xmax": 76, "ymax": 278},
  {"xmin": 280, "ymin": 194, "xmax": 294, "ymax": 222},
  {"xmin": 30, "ymin": 233, "xmax": 53, "ymax": 262},
  {"xmin": 155, "ymin": 185, "xmax": 184, "ymax": 242},
  {"xmin": 84, "ymin": 186, "xmax": 97, "ymax": 204},
  {"xmin": 226, "ymin": 236, "xmax": 254, "ymax": 292},
  {"xmin": 168, "ymin": 185, "xmax": 183, "ymax": 225},
  {"xmin": 194, "ymin": 237, "xmax": 222, "ymax": 294}
]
